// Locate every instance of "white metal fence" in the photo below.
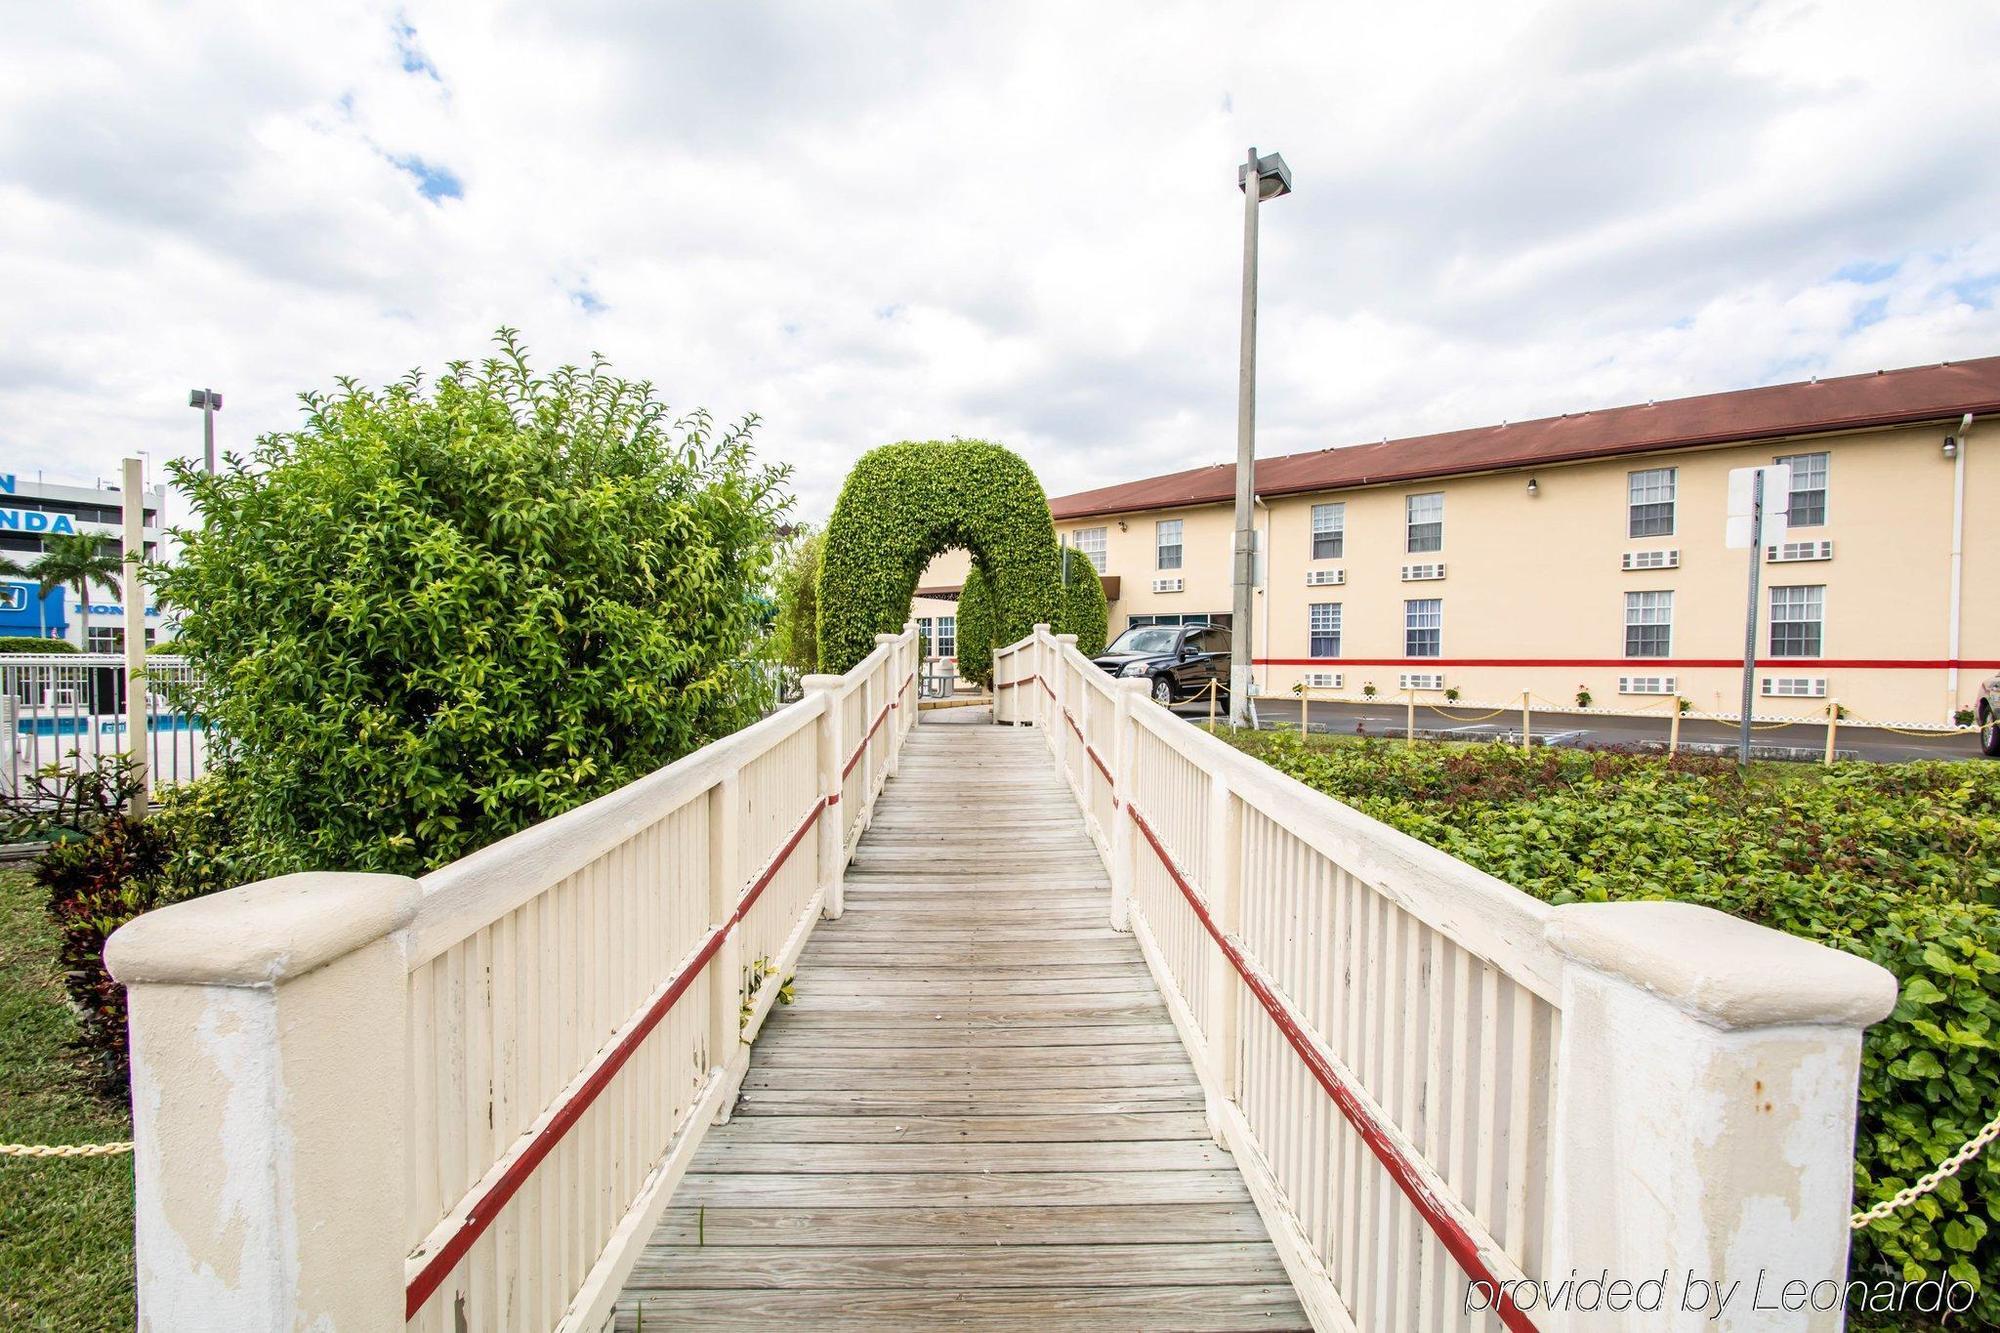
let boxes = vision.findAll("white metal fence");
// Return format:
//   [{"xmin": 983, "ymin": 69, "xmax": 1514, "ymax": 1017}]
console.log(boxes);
[
  {"xmin": 107, "ymin": 623, "xmax": 922, "ymax": 1330},
  {"xmin": 997, "ymin": 623, "xmax": 1897, "ymax": 1332},
  {"xmin": 0, "ymin": 653, "xmax": 213, "ymax": 796}
]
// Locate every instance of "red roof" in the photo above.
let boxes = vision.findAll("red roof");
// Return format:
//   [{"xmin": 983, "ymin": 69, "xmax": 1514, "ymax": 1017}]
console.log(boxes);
[{"xmin": 1049, "ymin": 357, "xmax": 2000, "ymax": 520}]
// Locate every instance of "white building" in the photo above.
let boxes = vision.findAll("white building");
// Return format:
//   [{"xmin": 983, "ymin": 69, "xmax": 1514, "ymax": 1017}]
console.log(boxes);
[{"xmin": 0, "ymin": 471, "xmax": 169, "ymax": 650}]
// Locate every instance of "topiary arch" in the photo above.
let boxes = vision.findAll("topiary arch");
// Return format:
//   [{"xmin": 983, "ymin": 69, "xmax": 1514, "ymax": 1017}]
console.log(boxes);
[
  {"xmin": 818, "ymin": 439, "xmax": 1070, "ymax": 674},
  {"xmin": 1058, "ymin": 548, "xmax": 1108, "ymax": 658}
]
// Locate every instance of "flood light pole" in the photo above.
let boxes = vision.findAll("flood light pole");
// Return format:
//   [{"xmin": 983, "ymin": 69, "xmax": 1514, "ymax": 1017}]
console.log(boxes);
[
  {"xmin": 187, "ymin": 389, "xmax": 222, "ymax": 473},
  {"xmin": 1230, "ymin": 147, "xmax": 1291, "ymax": 728}
]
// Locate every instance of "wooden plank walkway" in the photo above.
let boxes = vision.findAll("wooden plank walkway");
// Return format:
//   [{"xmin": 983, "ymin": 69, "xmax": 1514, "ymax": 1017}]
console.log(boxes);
[{"xmin": 615, "ymin": 716, "xmax": 1307, "ymax": 1330}]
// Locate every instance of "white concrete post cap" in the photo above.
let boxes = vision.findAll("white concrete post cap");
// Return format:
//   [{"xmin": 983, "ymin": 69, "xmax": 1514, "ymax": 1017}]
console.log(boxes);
[
  {"xmin": 1055, "ymin": 634, "xmax": 1078, "ymax": 644},
  {"xmin": 799, "ymin": 674, "xmax": 844, "ymax": 692},
  {"xmin": 106, "ymin": 872, "xmax": 420, "ymax": 989},
  {"xmin": 874, "ymin": 633, "xmax": 899, "ymax": 644},
  {"xmin": 1546, "ymin": 900, "xmax": 1898, "ymax": 1030}
]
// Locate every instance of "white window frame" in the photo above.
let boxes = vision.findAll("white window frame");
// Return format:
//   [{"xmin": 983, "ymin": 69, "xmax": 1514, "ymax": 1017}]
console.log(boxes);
[
  {"xmin": 1405, "ymin": 492, "xmax": 1443, "ymax": 554},
  {"xmin": 1072, "ymin": 527, "xmax": 1108, "ymax": 574},
  {"xmin": 1769, "ymin": 584, "xmax": 1825, "ymax": 658},
  {"xmin": 1623, "ymin": 590, "xmax": 1673, "ymax": 658},
  {"xmin": 1404, "ymin": 598, "xmax": 1442, "ymax": 658},
  {"xmin": 1627, "ymin": 467, "xmax": 1676, "ymax": 538},
  {"xmin": 933, "ymin": 614, "xmax": 956, "ymax": 660},
  {"xmin": 1310, "ymin": 503, "xmax": 1345, "ymax": 561},
  {"xmin": 1775, "ymin": 451, "xmax": 1828, "ymax": 528},
  {"xmin": 1308, "ymin": 602, "xmax": 1341, "ymax": 659},
  {"xmin": 1155, "ymin": 519, "xmax": 1183, "ymax": 571}
]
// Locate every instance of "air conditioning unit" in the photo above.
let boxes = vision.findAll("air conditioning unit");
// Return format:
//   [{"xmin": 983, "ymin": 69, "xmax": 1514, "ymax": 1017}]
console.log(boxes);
[
  {"xmin": 1305, "ymin": 568, "xmax": 1346, "ymax": 586},
  {"xmin": 1398, "ymin": 673, "xmax": 1445, "ymax": 691},
  {"xmin": 1618, "ymin": 675, "xmax": 1677, "ymax": 695},
  {"xmin": 1761, "ymin": 677, "xmax": 1828, "ymax": 698},
  {"xmin": 1300, "ymin": 672, "xmax": 1342, "ymax": 689},
  {"xmin": 1766, "ymin": 540, "xmax": 1833, "ymax": 563},
  {"xmin": 1151, "ymin": 577, "xmax": 1184, "ymax": 594},
  {"xmin": 1622, "ymin": 549, "xmax": 1680, "ymax": 571},
  {"xmin": 1400, "ymin": 563, "xmax": 1446, "ymax": 581}
]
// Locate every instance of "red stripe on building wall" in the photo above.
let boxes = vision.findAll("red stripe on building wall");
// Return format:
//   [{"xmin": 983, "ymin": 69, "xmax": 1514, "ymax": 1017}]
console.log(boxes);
[
  {"xmin": 406, "ymin": 797, "xmax": 827, "ymax": 1319},
  {"xmin": 1254, "ymin": 657, "xmax": 2000, "ymax": 671},
  {"xmin": 1126, "ymin": 802, "xmax": 1542, "ymax": 1333}
]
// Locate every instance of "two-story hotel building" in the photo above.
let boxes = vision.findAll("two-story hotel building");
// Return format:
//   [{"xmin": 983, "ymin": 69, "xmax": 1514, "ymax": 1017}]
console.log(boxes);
[{"xmin": 1043, "ymin": 358, "xmax": 2000, "ymax": 726}]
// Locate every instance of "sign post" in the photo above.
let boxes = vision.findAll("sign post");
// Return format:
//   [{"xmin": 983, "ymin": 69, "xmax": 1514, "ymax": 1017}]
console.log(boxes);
[
  {"xmin": 1725, "ymin": 463, "xmax": 1790, "ymax": 766},
  {"xmin": 122, "ymin": 457, "xmax": 148, "ymax": 818}
]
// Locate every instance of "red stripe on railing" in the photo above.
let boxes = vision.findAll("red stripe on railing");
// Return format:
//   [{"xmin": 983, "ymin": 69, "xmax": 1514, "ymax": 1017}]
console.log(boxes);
[
  {"xmin": 842, "ymin": 704, "xmax": 892, "ymax": 778},
  {"xmin": 1087, "ymin": 744, "xmax": 1114, "ymax": 786},
  {"xmin": 1126, "ymin": 802, "xmax": 1541, "ymax": 1333},
  {"xmin": 1063, "ymin": 709, "xmax": 1083, "ymax": 740},
  {"xmin": 405, "ymin": 796, "xmax": 827, "ymax": 1319},
  {"xmin": 1038, "ymin": 676, "xmax": 1056, "ymax": 699},
  {"xmin": 891, "ymin": 671, "xmax": 914, "ymax": 707}
]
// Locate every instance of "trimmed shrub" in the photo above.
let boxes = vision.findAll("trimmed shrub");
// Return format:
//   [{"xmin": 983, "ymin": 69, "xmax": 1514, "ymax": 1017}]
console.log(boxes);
[
  {"xmin": 817, "ymin": 440, "xmax": 1061, "ymax": 673},
  {"xmin": 770, "ymin": 526, "xmax": 822, "ymax": 674},
  {"xmin": 956, "ymin": 566, "xmax": 996, "ymax": 687},
  {"xmin": 1225, "ymin": 732, "xmax": 2000, "ymax": 1320},
  {"xmin": 1058, "ymin": 549, "xmax": 1107, "ymax": 657},
  {"xmin": 0, "ymin": 637, "xmax": 76, "ymax": 653},
  {"xmin": 154, "ymin": 332, "xmax": 789, "ymax": 874}
]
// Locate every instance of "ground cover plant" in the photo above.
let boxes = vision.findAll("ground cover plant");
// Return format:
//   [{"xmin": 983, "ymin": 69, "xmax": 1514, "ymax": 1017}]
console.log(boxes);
[{"xmin": 1222, "ymin": 729, "xmax": 2000, "ymax": 1320}]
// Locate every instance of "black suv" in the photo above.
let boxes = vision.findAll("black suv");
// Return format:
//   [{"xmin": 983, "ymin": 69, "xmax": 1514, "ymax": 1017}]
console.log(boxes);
[{"xmin": 1092, "ymin": 623, "xmax": 1231, "ymax": 706}]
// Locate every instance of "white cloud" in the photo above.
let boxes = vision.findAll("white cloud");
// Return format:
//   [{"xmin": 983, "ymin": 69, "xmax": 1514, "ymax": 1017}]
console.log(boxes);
[{"xmin": 2, "ymin": 0, "xmax": 1997, "ymax": 519}]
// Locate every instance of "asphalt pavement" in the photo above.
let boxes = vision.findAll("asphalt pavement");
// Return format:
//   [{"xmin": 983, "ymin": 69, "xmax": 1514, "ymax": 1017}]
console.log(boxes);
[{"xmin": 1169, "ymin": 696, "xmax": 1987, "ymax": 764}]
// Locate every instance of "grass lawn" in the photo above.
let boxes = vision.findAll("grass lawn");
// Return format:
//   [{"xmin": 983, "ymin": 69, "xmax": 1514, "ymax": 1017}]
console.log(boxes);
[{"xmin": 0, "ymin": 868, "xmax": 135, "ymax": 1332}]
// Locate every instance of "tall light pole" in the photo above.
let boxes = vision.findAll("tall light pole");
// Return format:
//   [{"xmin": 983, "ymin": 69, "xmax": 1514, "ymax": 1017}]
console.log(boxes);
[
  {"xmin": 1230, "ymin": 147, "xmax": 1292, "ymax": 728},
  {"xmin": 187, "ymin": 389, "xmax": 222, "ymax": 473}
]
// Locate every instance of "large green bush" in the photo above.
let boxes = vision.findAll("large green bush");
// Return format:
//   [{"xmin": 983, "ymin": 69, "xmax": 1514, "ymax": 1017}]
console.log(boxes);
[
  {"xmin": 1226, "ymin": 732, "xmax": 2000, "ymax": 1320},
  {"xmin": 155, "ymin": 332, "xmax": 789, "ymax": 874},
  {"xmin": 817, "ymin": 440, "xmax": 1062, "ymax": 673},
  {"xmin": 0, "ymin": 637, "xmax": 76, "ymax": 653}
]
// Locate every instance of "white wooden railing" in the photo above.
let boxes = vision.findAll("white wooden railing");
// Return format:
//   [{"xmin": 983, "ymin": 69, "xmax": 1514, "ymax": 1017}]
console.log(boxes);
[
  {"xmin": 106, "ymin": 625, "xmax": 921, "ymax": 1331},
  {"xmin": 0, "ymin": 652, "xmax": 213, "ymax": 794},
  {"xmin": 996, "ymin": 623, "xmax": 1900, "ymax": 1333}
]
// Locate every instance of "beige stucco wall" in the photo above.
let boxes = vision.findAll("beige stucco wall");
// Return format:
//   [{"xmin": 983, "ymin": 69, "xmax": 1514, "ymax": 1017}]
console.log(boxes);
[{"xmin": 1057, "ymin": 421, "xmax": 1994, "ymax": 725}]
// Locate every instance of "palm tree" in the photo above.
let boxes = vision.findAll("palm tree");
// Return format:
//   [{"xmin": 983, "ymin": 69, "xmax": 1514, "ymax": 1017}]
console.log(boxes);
[{"xmin": 30, "ymin": 533, "xmax": 124, "ymax": 651}]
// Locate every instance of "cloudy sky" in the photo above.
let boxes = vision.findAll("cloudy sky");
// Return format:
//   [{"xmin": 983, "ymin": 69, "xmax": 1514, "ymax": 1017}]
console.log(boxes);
[{"xmin": 5, "ymin": 1, "xmax": 1999, "ymax": 521}]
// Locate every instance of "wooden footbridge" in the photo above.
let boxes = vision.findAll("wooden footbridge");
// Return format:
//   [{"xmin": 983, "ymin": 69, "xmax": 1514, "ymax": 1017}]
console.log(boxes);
[{"xmin": 108, "ymin": 623, "xmax": 1896, "ymax": 1331}]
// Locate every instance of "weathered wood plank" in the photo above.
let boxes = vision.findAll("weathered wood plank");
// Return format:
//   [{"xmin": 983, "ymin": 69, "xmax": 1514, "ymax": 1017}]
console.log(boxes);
[
  {"xmin": 624, "ymin": 1241, "xmax": 1289, "ymax": 1289},
  {"xmin": 692, "ymin": 1139, "xmax": 1228, "ymax": 1174},
  {"xmin": 641, "ymin": 1203, "xmax": 1275, "ymax": 1246},
  {"xmin": 708, "ymin": 1112, "xmax": 1209, "ymax": 1144},
  {"xmin": 615, "ymin": 1284, "xmax": 1310, "ymax": 1331}
]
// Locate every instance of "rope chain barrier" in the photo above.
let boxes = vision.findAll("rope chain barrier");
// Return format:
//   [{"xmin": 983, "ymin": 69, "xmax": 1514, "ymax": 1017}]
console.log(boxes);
[
  {"xmin": 0, "ymin": 1140, "xmax": 134, "ymax": 1159},
  {"xmin": 1852, "ymin": 1108, "xmax": 2000, "ymax": 1230}
]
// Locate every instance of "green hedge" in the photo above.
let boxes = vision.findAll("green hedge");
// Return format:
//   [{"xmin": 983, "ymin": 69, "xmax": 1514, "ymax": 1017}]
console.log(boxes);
[
  {"xmin": 817, "ymin": 440, "xmax": 1062, "ymax": 673},
  {"xmin": 957, "ymin": 566, "xmax": 997, "ymax": 687},
  {"xmin": 1225, "ymin": 732, "xmax": 2000, "ymax": 1321},
  {"xmin": 0, "ymin": 637, "xmax": 75, "ymax": 653},
  {"xmin": 1058, "ymin": 549, "xmax": 1107, "ymax": 657}
]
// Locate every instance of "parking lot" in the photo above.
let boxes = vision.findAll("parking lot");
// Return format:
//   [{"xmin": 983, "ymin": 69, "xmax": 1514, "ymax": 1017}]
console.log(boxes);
[{"xmin": 1172, "ymin": 696, "xmax": 1983, "ymax": 764}]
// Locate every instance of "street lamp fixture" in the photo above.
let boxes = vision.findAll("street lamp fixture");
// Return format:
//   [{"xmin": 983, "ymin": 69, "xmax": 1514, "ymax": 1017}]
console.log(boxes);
[
  {"xmin": 1229, "ymin": 148, "xmax": 1292, "ymax": 728},
  {"xmin": 188, "ymin": 389, "xmax": 222, "ymax": 474},
  {"xmin": 1237, "ymin": 151, "xmax": 1293, "ymax": 201}
]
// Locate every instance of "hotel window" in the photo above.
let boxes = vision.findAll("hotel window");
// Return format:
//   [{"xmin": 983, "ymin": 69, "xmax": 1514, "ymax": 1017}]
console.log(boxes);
[
  {"xmin": 1308, "ymin": 602, "xmax": 1341, "ymax": 658},
  {"xmin": 1155, "ymin": 519, "xmax": 1183, "ymax": 570},
  {"xmin": 1405, "ymin": 493, "xmax": 1443, "ymax": 553},
  {"xmin": 1624, "ymin": 590, "xmax": 1673, "ymax": 658},
  {"xmin": 1072, "ymin": 527, "xmax": 1108, "ymax": 574},
  {"xmin": 1769, "ymin": 585, "xmax": 1824, "ymax": 657},
  {"xmin": 1310, "ymin": 503, "xmax": 1345, "ymax": 560},
  {"xmin": 931, "ymin": 615, "xmax": 956, "ymax": 659},
  {"xmin": 1628, "ymin": 467, "xmax": 1676, "ymax": 537},
  {"xmin": 1404, "ymin": 598, "xmax": 1442, "ymax": 658},
  {"xmin": 1776, "ymin": 452, "xmax": 1828, "ymax": 527}
]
